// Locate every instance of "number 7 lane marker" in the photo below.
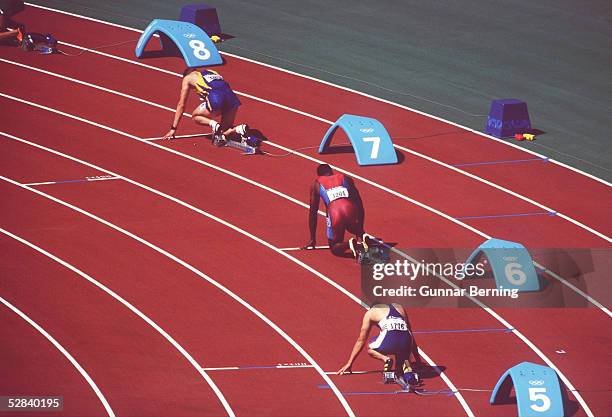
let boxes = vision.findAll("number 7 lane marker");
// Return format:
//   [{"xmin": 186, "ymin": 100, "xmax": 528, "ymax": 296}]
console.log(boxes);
[
  {"xmin": 362, "ymin": 137, "xmax": 380, "ymax": 159},
  {"xmin": 1, "ymin": 62, "xmax": 607, "ymax": 316}
]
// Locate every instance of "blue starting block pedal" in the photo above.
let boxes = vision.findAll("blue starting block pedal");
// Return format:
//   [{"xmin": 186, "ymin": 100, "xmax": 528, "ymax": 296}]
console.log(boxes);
[
  {"xmin": 465, "ymin": 238, "xmax": 540, "ymax": 292},
  {"xmin": 491, "ymin": 362, "xmax": 565, "ymax": 417},
  {"xmin": 319, "ymin": 114, "xmax": 398, "ymax": 166},
  {"xmin": 135, "ymin": 19, "xmax": 222, "ymax": 67},
  {"xmin": 225, "ymin": 139, "xmax": 258, "ymax": 155}
]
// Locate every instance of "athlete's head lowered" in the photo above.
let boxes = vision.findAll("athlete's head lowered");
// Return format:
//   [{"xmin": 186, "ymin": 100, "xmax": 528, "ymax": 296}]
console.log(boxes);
[
  {"xmin": 317, "ymin": 163, "xmax": 333, "ymax": 176},
  {"xmin": 182, "ymin": 67, "xmax": 200, "ymax": 77}
]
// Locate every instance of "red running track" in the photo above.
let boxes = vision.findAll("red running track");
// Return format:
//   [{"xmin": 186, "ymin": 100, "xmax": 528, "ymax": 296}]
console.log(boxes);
[{"xmin": 1, "ymin": 4, "xmax": 610, "ymax": 417}]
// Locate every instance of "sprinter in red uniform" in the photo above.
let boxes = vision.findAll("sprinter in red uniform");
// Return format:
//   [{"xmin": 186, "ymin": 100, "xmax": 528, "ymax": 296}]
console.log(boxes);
[{"xmin": 304, "ymin": 164, "xmax": 369, "ymax": 257}]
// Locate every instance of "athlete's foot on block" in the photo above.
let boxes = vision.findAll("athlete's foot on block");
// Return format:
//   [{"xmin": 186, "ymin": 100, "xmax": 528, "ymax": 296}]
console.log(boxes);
[
  {"xmin": 362, "ymin": 233, "xmax": 375, "ymax": 252},
  {"xmin": 401, "ymin": 362, "xmax": 420, "ymax": 387},
  {"xmin": 210, "ymin": 120, "xmax": 222, "ymax": 136},
  {"xmin": 212, "ymin": 134, "xmax": 227, "ymax": 147},
  {"xmin": 235, "ymin": 124, "xmax": 249, "ymax": 138},
  {"xmin": 382, "ymin": 358, "xmax": 395, "ymax": 384},
  {"xmin": 348, "ymin": 238, "xmax": 358, "ymax": 258}
]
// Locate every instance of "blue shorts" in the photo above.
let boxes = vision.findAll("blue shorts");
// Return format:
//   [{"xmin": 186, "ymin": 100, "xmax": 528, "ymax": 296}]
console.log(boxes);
[
  {"xmin": 201, "ymin": 86, "xmax": 241, "ymax": 113},
  {"xmin": 369, "ymin": 330, "xmax": 412, "ymax": 356}
]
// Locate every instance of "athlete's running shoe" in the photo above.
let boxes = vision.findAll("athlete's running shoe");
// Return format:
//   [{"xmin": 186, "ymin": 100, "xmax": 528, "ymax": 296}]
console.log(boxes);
[
  {"xmin": 348, "ymin": 237, "xmax": 358, "ymax": 258},
  {"xmin": 210, "ymin": 120, "xmax": 221, "ymax": 135},
  {"xmin": 383, "ymin": 358, "xmax": 394, "ymax": 373},
  {"xmin": 402, "ymin": 362, "xmax": 420, "ymax": 387},
  {"xmin": 212, "ymin": 134, "xmax": 227, "ymax": 147},
  {"xmin": 362, "ymin": 233, "xmax": 375, "ymax": 252},
  {"xmin": 235, "ymin": 124, "xmax": 250, "ymax": 138}
]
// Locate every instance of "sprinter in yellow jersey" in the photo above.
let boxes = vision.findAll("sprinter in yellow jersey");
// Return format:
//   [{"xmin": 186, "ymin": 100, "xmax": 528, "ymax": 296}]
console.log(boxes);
[{"xmin": 162, "ymin": 68, "xmax": 249, "ymax": 145}]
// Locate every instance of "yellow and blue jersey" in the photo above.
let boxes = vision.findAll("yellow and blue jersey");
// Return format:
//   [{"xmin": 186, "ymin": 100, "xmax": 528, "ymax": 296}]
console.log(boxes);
[
  {"xmin": 194, "ymin": 69, "xmax": 241, "ymax": 113},
  {"xmin": 194, "ymin": 69, "xmax": 226, "ymax": 98}
]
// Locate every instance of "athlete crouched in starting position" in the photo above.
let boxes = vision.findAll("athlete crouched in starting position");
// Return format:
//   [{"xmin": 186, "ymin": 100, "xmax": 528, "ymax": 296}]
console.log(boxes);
[
  {"xmin": 304, "ymin": 164, "xmax": 371, "ymax": 257},
  {"xmin": 337, "ymin": 303, "xmax": 422, "ymax": 385},
  {"xmin": 162, "ymin": 67, "xmax": 249, "ymax": 145}
]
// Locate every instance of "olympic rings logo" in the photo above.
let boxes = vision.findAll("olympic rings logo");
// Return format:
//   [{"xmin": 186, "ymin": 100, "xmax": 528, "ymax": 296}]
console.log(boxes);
[
  {"xmin": 183, "ymin": 33, "xmax": 197, "ymax": 39},
  {"xmin": 528, "ymin": 380, "xmax": 545, "ymax": 386},
  {"xmin": 360, "ymin": 128, "xmax": 375, "ymax": 133}
]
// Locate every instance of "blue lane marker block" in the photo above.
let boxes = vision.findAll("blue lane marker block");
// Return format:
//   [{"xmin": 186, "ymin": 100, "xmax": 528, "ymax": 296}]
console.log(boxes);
[
  {"xmin": 135, "ymin": 19, "xmax": 222, "ymax": 67},
  {"xmin": 465, "ymin": 238, "xmax": 540, "ymax": 292},
  {"xmin": 485, "ymin": 99, "xmax": 531, "ymax": 138},
  {"xmin": 490, "ymin": 362, "xmax": 565, "ymax": 417},
  {"xmin": 318, "ymin": 114, "xmax": 398, "ymax": 166},
  {"xmin": 180, "ymin": 4, "xmax": 221, "ymax": 36}
]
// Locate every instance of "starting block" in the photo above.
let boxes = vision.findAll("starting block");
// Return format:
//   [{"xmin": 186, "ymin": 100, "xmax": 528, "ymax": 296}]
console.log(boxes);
[
  {"xmin": 225, "ymin": 139, "xmax": 258, "ymax": 155},
  {"xmin": 318, "ymin": 114, "xmax": 398, "ymax": 166},
  {"xmin": 465, "ymin": 238, "xmax": 540, "ymax": 292},
  {"xmin": 383, "ymin": 371, "xmax": 396, "ymax": 384},
  {"xmin": 357, "ymin": 245, "xmax": 389, "ymax": 265},
  {"xmin": 135, "ymin": 19, "xmax": 222, "ymax": 67},
  {"xmin": 491, "ymin": 362, "xmax": 565, "ymax": 417},
  {"xmin": 383, "ymin": 372, "xmax": 420, "ymax": 393}
]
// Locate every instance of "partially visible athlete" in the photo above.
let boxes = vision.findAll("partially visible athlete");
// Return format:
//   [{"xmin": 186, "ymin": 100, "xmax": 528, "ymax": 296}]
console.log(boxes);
[
  {"xmin": 337, "ymin": 303, "xmax": 422, "ymax": 382},
  {"xmin": 304, "ymin": 164, "xmax": 369, "ymax": 257},
  {"xmin": 162, "ymin": 67, "xmax": 248, "ymax": 145},
  {"xmin": 0, "ymin": 0, "xmax": 24, "ymax": 44}
]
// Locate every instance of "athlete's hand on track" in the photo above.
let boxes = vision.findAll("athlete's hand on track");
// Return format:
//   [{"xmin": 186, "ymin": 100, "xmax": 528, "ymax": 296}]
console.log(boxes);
[
  {"xmin": 302, "ymin": 239, "xmax": 316, "ymax": 250},
  {"xmin": 162, "ymin": 129, "xmax": 176, "ymax": 140},
  {"xmin": 337, "ymin": 363, "xmax": 352, "ymax": 375}
]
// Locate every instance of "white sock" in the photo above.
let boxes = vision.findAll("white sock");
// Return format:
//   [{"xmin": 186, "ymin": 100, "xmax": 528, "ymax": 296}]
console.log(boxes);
[{"xmin": 209, "ymin": 120, "xmax": 219, "ymax": 132}]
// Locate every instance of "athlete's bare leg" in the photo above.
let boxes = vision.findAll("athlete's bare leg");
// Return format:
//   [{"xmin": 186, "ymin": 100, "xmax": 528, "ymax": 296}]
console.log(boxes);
[
  {"xmin": 193, "ymin": 105, "xmax": 242, "ymax": 136},
  {"xmin": 367, "ymin": 348, "xmax": 390, "ymax": 363},
  {"xmin": 192, "ymin": 105, "xmax": 219, "ymax": 129},
  {"xmin": 220, "ymin": 106, "xmax": 238, "ymax": 135}
]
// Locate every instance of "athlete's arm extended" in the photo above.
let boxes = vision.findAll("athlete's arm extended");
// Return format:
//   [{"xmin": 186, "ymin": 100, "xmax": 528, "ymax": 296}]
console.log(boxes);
[
  {"xmin": 303, "ymin": 181, "xmax": 320, "ymax": 249},
  {"xmin": 162, "ymin": 75, "xmax": 192, "ymax": 140},
  {"xmin": 337, "ymin": 311, "xmax": 373, "ymax": 375}
]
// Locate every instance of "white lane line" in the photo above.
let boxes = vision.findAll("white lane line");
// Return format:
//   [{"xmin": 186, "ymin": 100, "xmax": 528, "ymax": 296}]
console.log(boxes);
[
  {"xmin": 9, "ymin": 7, "xmax": 603, "ymax": 415},
  {"xmin": 0, "ymin": 293, "xmax": 115, "ymax": 417},
  {"xmin": 534, "ymin": 262, "xmax": 612, "ymax": 317},
  {"xmin": 1, "ymin": 125, "xmax": 474, "ymax": 416},
  {"xmin": 24, "ymin": 175, "xmax": 121, "ymax": 186},
  {"xmin": 393, "ymin": 143, "xmax": 611, "ymax": 243},
  {"xmin": 201, "ymin": 364, "xmax": 314, "ymax": 371},
  {"xmin": 24, "ymin": 1, "xmax": 612, "ymax": 187},
  {"xmin": 1, "ymin": 101, "xmax": 602, "ymax": 414},
  {"xmin": 385, "ymin": 244, "xmax": 596, "ymax": 415},
  {"xmin": 0, "ymin": 175, "xmax": 356, "ymax": 417},
  {"xmin": 2, "ymin": 56, "xmax": 609, "ymax": 245},
  {"xmin": 142, "ymin": 133, "xmax": 211, "ymax": 141},
  {"xmin": 280, "ymin": 246, "xmax": 330, "ymax": 251},
  {"xmin": 5, "ymin": 118, "xmax": 593, "ymax": 417},
  {"xmin": 0, "ymin": 227, "xmax": 235, "ymax": 417}
]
